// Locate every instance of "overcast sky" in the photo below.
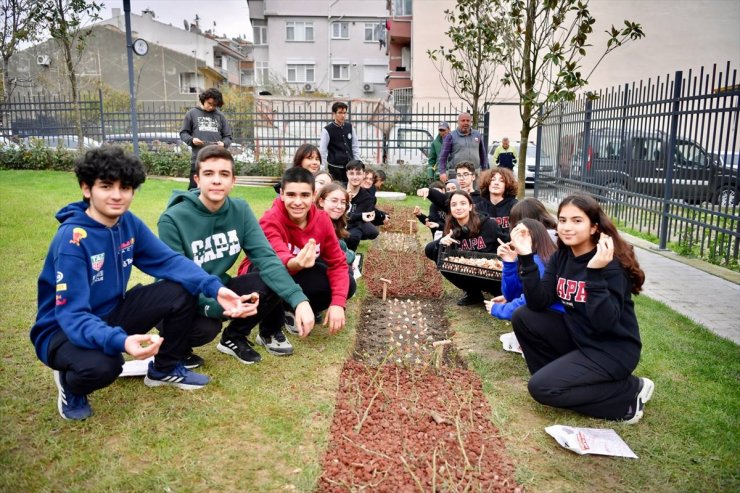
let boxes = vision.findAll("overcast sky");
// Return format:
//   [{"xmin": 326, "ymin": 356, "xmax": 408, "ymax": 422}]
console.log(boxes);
[{"xmin": 101, "ymin": 0, "xmax": 254, "ymax": 41}]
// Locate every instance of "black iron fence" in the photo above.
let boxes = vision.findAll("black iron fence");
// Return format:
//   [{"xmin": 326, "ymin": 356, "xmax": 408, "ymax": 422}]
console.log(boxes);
[
  {"xmin": 0, "ymin": 91, "xmax": 476, "ymax": 167},
  {"xmin": 535, "ymin": 62, "xmax": 739, "ymax": 265}
]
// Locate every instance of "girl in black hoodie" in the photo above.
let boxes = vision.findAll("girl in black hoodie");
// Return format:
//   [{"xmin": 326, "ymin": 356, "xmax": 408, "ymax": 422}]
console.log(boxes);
[
  {"xmin": 424, "ymin": 190, "xmax": 505, "ymax": 306},
  {"xmin": 510, "ymin": 194, "xmax": 653, "ymax": 424}
]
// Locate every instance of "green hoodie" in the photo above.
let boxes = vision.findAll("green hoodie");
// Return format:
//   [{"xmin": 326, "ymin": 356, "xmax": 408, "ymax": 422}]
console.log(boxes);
[{"xmin": 158, "ymin": 190, "xmax": 307, "ymax": 318}]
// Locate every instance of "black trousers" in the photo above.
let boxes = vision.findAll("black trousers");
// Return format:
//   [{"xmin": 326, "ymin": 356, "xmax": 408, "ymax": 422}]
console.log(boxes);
[
  {"xmin": 46, "ymin": 281, "xmax": 197, "ymax": 396},
  {"xmin": 511, "ymin": 306, "xmax": 640, "ymax": 420},
  {"xmin": 327, "ymin": 163, "xmax": 348, "ymax": 185},
  {"xmin": 346, "ymin": 222, "xmax": 379, "ymax": 250},
  {"xmin": 189, "ymin": 271, "xmax": 282, "ymax": 347},
  {"xmin": 261, "ymin": 262, "xmax": 357, "ymax": 327}
]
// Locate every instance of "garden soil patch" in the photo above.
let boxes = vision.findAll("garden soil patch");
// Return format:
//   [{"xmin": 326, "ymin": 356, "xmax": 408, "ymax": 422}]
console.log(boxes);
[{"xmin": 317, "ymin": 361, "xmax": 522, "ymax": 492}]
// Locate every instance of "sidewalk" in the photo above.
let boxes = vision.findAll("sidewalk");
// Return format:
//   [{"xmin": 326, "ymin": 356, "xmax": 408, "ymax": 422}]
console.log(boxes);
[{"xmin": 626, "ymin": 234, "xmax": 740, "ymax": 345}]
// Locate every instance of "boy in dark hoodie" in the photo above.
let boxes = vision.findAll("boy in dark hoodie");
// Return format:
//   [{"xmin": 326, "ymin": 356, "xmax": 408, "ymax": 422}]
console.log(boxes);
[
  {"xmin": 238, "ymin": 167, "xmax": 352, "ymax": 335},
  {"xmin": 345, "ymin": 160, "xmax": 385, "ymax": 250},
  {"xmin": 30, "ymin": 146, "xmax": 251, "ymax": 421},
  {"xmin": 180, "ymin": 87, "xmax": 233, "ymax": 189},
  {"xmin": 158, "ymin": 146, "xmax": 315, "ymax": 366}
]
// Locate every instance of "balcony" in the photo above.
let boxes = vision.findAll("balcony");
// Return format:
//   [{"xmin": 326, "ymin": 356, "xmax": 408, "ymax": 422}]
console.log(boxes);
[{"xmin": 388, "ymin": 18, "xmax": 411, "ymax": 45}]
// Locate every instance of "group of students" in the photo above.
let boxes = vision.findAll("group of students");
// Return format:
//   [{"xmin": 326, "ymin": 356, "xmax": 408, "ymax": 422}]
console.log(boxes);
[
  {"xmin": 31, "ymin": 142, "xmax": 654, "ymax": 427},
  {"xmin": 416, "ymin": 160, "xmax": 655, "ymax": 424},
  {"xmin": 31, "ymin": 142, "xmax": 388, "ymax": 421}
]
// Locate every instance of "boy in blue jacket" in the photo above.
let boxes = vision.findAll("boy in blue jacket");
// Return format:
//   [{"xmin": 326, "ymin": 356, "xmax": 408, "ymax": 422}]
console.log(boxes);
[{"xmin": 30, "ymin": 146, "xmax": 252, "ymax": 421}]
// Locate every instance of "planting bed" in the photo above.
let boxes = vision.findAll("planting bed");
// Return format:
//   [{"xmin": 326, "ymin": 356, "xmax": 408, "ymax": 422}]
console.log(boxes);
[
  {"xmin": 376, "ymin": 204, "xmax": 419, "ymax": 234},
  {"xmin": 317, "ymin": 207, "xmax": 521, "ymax": 492}
]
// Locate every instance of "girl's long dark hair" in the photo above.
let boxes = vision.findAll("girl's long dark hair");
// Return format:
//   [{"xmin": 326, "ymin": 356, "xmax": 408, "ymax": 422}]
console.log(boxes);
[
  {"xmin": 443, "ymin": 190, "xmax": 482, "ymax": 237},
  {"xmin": 518, "ymin": 218, "xmax": 556, "ymax": 264},
  {"xmin": 292, "ymin": 143, "xmax": 321, "ymax": 169},
  {"xmin": 316, "ymin": 182, "xmax": 350, "ymax": 239},
  {"xmin": 510, "ymin": 197, "xmax": 557, "ymax": 229},
  {"xmin": 557, "ymin": 194, "xmax": 645, "ymax": 294}
]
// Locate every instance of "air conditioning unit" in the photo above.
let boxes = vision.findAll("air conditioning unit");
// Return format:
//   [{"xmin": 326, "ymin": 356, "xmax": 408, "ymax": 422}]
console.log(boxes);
[
  {"xmin": 303, "ymin": 83, "xmax": 315, "ymax": 92},
  {"xmin": 362, "ymin": 83, "xmax": 374, "ymax": 93},
  {"xmin": 36, "ymin": 55, "xmax": 51, "ymax": 67}
]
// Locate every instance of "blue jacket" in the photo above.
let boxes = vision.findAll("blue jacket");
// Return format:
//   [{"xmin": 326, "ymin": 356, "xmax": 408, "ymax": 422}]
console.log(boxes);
[
  {"xmin": 490, "ymin": 254, "xmax": 565, "ymax": 320},
  {"xmin": 30, "ymin": 201, "xmax": 224, "ymax": 365}
]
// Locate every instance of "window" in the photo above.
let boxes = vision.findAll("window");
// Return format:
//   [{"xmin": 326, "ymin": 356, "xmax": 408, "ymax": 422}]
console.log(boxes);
[
  {"xmin": 286, "ymin": 21, "xmax": 314, "ymax": 42},
  {"xmin": 332, "ymin": 22, "xmax": 349, "ymax": 39},
  {"xmin": 393, "ymin": 0, "xmax": 412, "ymax": 16},
  {"xmin": 242, "ymin": 68, "xmax": 255, "ymax": 86},
  {"xmin": 179, "ymin": 72, "xmax": 204, "ymax": 94},
  {"xmin": 332, "ymin": 64, "xmax": 350, "ymax": 80},
  {"xmin": 255, "ymin": 61, "xmax": 269, "ymax": 85},
  {"xmin": 287, "ymin": 64, "xmax": 315, "ymax": 83},
  {"xmin": 675, "ymin": 141, "xmax": 708, "ymax": 168},
  {"xmin": 364, "ymin": 23, "xmax": 380, "ymax": 42},
  {"xmin": 253, "ymin": 25, "xmax": 267, "ymax": 45}
]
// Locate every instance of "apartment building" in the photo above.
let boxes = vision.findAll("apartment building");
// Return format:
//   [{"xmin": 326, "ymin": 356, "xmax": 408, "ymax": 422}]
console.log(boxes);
[{"xmin": 248, "ymin": 0, "xmax": 388, "ymax": 99}]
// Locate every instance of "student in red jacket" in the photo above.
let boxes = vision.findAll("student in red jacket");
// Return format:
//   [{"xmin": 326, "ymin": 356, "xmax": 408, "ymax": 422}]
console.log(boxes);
[{"xmin": 238, "ymin": 167, "xmax": 350, "ymax": 335}]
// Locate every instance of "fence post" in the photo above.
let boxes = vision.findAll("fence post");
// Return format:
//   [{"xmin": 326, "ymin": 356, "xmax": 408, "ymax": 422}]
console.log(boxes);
[
  {"xmin": 659, "ymin": 71, "xmax": 683, "ymax": 250},
  {"xmin": 97, "ymin": 88, "xmax": 106, "ymax": 142},
  {"xmin": 580, "ymin": 99, "xmax": 593, "ymax": 192},
  {"xmin": 534, "ymin": 106, "xmax": 544, "ymax": 198}
]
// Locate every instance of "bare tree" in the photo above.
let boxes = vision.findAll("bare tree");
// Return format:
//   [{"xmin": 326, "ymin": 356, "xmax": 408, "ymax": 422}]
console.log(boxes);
[
  {"xmin": 1, "ymin": 0, "xmax": 47, "ymax": 102},
  {"xmin": 427, "ymin": 0, "xmax": 508, "ymax": 127},
  {"xmin": 42, "ymin": 0, "xmax": 102, "ymax": 148},
  {"xmin": 498, "ymin": 0, "xmax": 645, "ymax": 196}
]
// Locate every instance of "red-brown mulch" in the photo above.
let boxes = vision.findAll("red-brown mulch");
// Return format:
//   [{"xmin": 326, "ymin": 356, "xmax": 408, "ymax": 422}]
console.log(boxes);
[
  {"xmin": 317, "ymin": 360, "xmax": 522, "ymax": 492},
  {"xmin": 376, "ymin": 204, "xmax": 419, "ymax": 234}
]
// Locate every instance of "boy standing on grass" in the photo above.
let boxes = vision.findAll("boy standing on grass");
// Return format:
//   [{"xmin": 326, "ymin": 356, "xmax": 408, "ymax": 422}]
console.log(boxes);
[
  {"xmin": 30, "ymin": 146, "xmax": 252, "ymax": 421},
  {"xmin": 238, "ymin": 167, "xmax": 351, "ymax": 335},
  {"xmin": 180, "ymin": 88, "xmax": 233, "ymax": 190},
  {"xmin": 158, "ymin": 146, "xmax": 315, "ymax": 365}
]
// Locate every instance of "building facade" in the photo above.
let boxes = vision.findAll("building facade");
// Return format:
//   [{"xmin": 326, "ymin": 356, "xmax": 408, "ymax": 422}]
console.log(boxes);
[
  {"xmin": 248, "ymin": 0, "xmax": 388, "ymax": 99},
  {"xmin": 8, "ymin": 9, "xmax": 253, "ymax": 102}
]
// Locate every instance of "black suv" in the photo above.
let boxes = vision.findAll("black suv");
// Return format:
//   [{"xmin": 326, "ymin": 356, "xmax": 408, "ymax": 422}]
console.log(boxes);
[{"xmin": 569, "ymin": 128, "xmax": 738, "ymax": 205}]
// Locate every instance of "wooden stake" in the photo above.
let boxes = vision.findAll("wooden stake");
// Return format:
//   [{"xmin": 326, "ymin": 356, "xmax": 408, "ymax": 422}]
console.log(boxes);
[
  {"xmin": 407, "ymin": 219, "xmax": 415, "ymax": 235},
  {"xmin": 379, "ymin": 278, "xmax": 392, "ymax": 301}
]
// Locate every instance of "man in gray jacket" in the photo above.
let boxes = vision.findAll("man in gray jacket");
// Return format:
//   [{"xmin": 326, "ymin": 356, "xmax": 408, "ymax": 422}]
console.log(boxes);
[
  {"xmin": 438, "ymin": 112, "xmax": 489, "ymax": 182},
  {"xmin": 180, "ymin": 88, "xmax": 233, "ymax": 189}
]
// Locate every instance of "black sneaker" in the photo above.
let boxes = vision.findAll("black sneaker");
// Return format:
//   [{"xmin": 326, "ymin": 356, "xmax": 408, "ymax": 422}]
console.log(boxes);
[
  {"xmin": 216, "ymin": 335, "xmax": 262, "ymax": 364},
  {"xmin": 457, "ymin": 292, "xmax": 484, "ymax": 306},
  {"xmin": 183, "ymin": 351, "xmax": 205, "ymax": 369},
  {"xmin": 623, "ymin": 377, "xmax": 655, "ymax": 424},
  {"xmin": 284, "ymin": 309, "xmax": 299, "ymax": 335},
  {"xmin": 256, "ymin": 330, "xmax": 294, "ymax": 356}
]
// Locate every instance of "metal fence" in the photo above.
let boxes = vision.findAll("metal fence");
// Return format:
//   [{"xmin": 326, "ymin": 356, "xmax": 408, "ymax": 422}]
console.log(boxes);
[
  {"xmin": 534, "ymin": 62, "xmax": 740, "ymax": 264},
  {"xmin": 0, "ymin": 91, "xmax": 476, "ymax": 167}
]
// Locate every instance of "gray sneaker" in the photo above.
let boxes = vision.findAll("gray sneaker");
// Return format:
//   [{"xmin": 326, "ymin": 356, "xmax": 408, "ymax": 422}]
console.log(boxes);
[
  {"xmin": 256, "ymin": 330, "xmax": 294, "ymax": 356},
  {"xmin": 284, "ymin": 310, "xmax": 299, "ymax": 336}
]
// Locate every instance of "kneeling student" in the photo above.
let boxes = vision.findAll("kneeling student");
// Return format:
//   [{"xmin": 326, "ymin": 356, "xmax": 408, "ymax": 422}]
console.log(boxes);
[
  {"xmin": 239, "ymin": 167, "xmax": 350, "ymax": 334},
  {"xmin": 158, "ymin": 146, "xmax": 315, "ymax": 366},
  {"xmin": 30, "ymin": 146, "xmax": 251, "ymax": 421}
]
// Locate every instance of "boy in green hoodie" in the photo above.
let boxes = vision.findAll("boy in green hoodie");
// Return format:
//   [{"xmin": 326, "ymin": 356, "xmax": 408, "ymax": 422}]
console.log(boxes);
[{"xmin": 158, "ymin": 146, "xmax": 315, "ymax": 365}]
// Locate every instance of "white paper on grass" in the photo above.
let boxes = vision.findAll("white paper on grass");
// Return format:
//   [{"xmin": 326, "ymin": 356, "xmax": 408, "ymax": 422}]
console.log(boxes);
[
  {"xmin": 500, "ymin": 331, "xmax": 523, "ymax": 354},
  {"xmin": 119, "ymin": 356, "xmax": 154, "ymax": 377},
  {"xmin": 545, "ymin": 425, "xmax": 638, "ymax": 459},
  {"xmin": 352, "ymin": 254, "xmax": 362, "ymax": 280}
]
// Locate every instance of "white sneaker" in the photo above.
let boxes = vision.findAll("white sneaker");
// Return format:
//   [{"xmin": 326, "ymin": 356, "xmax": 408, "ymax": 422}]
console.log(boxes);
[
  {"xmin": 256, "ymin": 330, "xmax": 294, "ymax": 356},
  {"xmin": 284, "ymin": 310, "xmax": 299, "ymax": 335},
  {"xmin": 624, "ymin": 377, "xmax": 654, "ymax": 424}
]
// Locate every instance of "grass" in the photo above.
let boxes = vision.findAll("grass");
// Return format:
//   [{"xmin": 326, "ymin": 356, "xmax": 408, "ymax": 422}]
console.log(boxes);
[{"xmin": 1, "ymin": 171, "xmax": 738, "ymax": 492}]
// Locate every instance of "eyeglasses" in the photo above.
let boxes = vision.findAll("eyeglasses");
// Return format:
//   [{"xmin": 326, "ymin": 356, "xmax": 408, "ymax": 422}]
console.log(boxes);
[
  {"xmin": 325, "ymin": 198, "xmax": 348, "ymax": 208},
  {"xmin": 457, "ymin": 172, "xmax": 473, "ymax": 178}
]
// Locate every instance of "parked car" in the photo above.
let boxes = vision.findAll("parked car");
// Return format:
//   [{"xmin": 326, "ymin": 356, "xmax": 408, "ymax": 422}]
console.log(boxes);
[
  {"xmin": 488, "ymin": 141, "xmax": 555, "ymax": 187},
  {"xmin": 105, "ymin": 132, "xmax": 185, "ymax": 153},
  {"xmin": 569, "ymin": 128, "xmax": 739, "ymax": 205},
  {"xmin": 26, "ymin": 135, "xmax": 101, "ymax": 151}
]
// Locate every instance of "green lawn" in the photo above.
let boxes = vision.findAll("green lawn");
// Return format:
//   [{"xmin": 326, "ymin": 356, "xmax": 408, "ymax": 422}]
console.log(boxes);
[{"xmin": 0, "ymin": 171, "xmax": 738, "ymax": 492}]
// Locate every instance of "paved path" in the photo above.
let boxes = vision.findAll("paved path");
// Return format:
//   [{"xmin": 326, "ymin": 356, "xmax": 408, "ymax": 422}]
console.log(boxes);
[{"xmin": 631, "ymin": 241, "xmax": 740, "ymax": 345}]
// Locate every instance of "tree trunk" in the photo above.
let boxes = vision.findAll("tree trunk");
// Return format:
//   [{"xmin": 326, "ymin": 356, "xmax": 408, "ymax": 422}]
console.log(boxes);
[
  {"xmin": 516, "ymin": 0, "xmax": 537, "ymax": 199},
  {"xmin": 2, "ymin": 56, "xmax": 9, "ymax": 103}
]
